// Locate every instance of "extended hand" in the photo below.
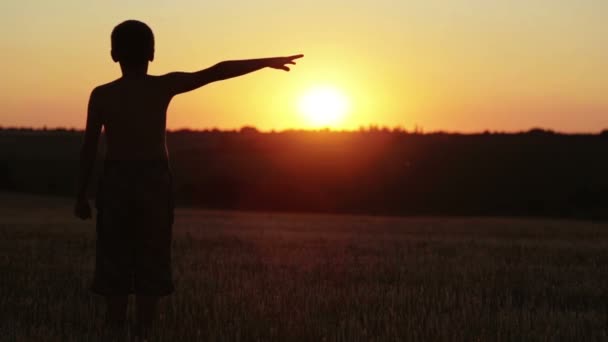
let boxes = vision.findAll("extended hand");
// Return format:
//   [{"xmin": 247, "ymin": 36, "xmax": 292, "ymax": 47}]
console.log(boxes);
[
  {"xmin": 74, "ymin": 197, "xmax": 92, "ymax": 220},
  {"xmin": 268, "ymin": 54, "xmax": 304, "ymax": 71}
]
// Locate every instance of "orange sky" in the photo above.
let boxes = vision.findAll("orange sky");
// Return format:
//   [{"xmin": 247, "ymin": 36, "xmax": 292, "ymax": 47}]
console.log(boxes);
[{"xmin": 0, "ymin": 1, "xmax": 606, "ymax": 132}]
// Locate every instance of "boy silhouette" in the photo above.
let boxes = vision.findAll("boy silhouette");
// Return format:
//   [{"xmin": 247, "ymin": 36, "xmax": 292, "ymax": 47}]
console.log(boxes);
[{"xmin": 74, "ymin": 19, "xmax": 302, "ymax": 340}]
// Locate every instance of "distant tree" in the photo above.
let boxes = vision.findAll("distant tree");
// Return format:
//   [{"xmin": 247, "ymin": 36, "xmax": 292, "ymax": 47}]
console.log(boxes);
[
  {"xmin": 240, "ymin": 126, "xmax": 259, "ymax": 134},
  {"xmin": 392, "ymin": 126, "xmax": 406, "ymax": 134},
  {"xmin": 528, "ymin": 128, "xmax": 555, "ymax": 136}
]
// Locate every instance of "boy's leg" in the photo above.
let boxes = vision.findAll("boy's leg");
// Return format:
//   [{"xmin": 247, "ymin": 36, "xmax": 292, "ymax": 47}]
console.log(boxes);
[
  {"xmin": 102, "ymin": 295, "xmax": 128, "ymax": 341},
  {"xmin": 132, "ymin": 164, "xmax": 174, "ymax": 339},
  {"xmin": 105, "ymin": 295, "xmax": 128, "ymax": 327},
  {"xmin": 135, "ymin": 295, "xmax": 160, "ymax": 339}
]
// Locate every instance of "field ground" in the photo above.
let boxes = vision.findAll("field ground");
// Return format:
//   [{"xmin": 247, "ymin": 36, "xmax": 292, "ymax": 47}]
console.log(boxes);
[{"xmin": 0, "ymin": 192, "xmax": 607, "ymax": 341}]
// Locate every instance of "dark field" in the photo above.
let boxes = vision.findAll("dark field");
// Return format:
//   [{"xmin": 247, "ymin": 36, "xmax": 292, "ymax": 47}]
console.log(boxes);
[{"xmin": 1, "ymin": 193, "xmax": 607, "ymax": 341}]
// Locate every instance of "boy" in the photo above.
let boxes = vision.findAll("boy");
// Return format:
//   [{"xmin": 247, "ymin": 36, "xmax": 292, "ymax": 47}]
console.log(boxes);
[{"xmin": 74, "ymin": 19, "xmax": 302, "ymax": 340}]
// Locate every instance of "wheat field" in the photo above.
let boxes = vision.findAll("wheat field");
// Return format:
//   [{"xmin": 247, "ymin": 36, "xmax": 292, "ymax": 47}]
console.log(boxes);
[{"xmin": 0, "ymin": 193, "xmax": 607, "ymax": 341}]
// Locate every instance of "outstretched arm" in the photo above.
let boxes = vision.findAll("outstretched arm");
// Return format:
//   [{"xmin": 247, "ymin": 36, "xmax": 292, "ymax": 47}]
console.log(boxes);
[
  {"xmin": 74, "ymin": 89, "xmax": 102, "ymax": 220},
  {"xmin": 164, "ymin": 54, "xmax": 303, "ymax": 95}
]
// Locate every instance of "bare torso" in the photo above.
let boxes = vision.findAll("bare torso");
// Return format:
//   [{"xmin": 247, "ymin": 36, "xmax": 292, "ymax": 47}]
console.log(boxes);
[{"xmin": 94, "ymin": 75, "xmax": 173, "ymax": 161}]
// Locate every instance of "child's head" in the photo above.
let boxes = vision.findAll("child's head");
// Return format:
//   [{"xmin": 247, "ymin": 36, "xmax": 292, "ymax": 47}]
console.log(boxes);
[{"xmin": 111, "ymin": 20, "xmax": 155, "ymax": 67}]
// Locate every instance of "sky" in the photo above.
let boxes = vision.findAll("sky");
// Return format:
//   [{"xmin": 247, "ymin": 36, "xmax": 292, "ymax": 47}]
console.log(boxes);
[{"xmin": 0, "ymin": 0, "xmax": 606, "ymax": 132}]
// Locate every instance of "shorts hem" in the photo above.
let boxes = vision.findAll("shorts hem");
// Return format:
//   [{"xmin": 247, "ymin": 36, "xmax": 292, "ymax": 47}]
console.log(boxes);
[{"xmin": 90, "ymin": 284, "xmax": 175, "ymax": 297}]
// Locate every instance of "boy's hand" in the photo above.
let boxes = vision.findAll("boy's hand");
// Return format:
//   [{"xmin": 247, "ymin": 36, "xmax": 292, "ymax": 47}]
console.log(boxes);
[
  {"xmin": 74, "ymin": 197, "xmax": 92, "ymax": 220},
  {"xmin": 268, "ymin": 54, "xmax": 304, "ymax": 72}
]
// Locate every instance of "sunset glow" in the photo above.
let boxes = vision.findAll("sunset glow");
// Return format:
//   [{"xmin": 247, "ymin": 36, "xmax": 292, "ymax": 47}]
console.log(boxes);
[
  {"xmin": 0, "ymin": 1, "xmax": 606, "ymax": 132},
  {"xmin": 298, "ymin": 86, "xmax": 349, "ymax": 128}
]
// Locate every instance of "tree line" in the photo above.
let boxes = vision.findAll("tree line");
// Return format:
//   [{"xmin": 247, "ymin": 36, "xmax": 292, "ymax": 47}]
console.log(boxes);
[{"xmin": 1, "ymin": 128, "xmax": 606, "ymax": 219}]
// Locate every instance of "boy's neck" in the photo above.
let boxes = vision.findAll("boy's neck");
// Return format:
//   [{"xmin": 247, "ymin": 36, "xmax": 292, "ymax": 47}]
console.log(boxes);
[{"xmin": 120, "ymin": 63, "xmax": 149, "ymax": 78}]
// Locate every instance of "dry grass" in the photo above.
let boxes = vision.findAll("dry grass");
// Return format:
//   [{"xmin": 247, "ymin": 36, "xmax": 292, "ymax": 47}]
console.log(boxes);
[{"xmin": 0, "ymin": 192, "xmax": 607, "ymax": 341}]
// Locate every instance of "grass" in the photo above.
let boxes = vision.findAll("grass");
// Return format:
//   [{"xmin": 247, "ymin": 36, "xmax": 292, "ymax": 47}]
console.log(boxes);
[{"xmin": 0, "ymin": 192, "xmax": 607, "ymax": 341}]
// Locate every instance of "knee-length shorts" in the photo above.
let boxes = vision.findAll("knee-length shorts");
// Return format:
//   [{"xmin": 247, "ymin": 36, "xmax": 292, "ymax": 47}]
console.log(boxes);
[{"xmin": 91, "ymin": 161, "xmax": 175, "ymax": 296}]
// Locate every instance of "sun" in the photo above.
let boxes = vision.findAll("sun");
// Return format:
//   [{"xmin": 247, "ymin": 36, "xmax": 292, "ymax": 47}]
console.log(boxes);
[{"xmin": 298, "ymin": 86, "xmax": 350, "ymax": 128}]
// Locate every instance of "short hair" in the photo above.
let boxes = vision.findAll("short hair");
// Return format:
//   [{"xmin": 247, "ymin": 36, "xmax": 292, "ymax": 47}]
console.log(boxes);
[{"xmin": 111, "ymin": 20, "xmax": 154, "ymax": 66}]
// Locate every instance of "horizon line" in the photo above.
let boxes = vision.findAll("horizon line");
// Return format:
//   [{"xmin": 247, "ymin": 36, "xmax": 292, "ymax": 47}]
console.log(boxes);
[{"xmin": 1, "ymin": 125, "xmax": 606, "ymax": 136}]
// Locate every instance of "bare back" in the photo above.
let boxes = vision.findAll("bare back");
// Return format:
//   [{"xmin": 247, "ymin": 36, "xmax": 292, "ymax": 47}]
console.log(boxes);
[{"xmin": 93, "ymin": 76, "xmax": 173, "ymax": 161}]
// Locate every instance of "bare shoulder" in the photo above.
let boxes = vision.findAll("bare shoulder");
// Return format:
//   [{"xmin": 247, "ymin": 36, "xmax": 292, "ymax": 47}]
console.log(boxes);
[
  {"xmin": 90, "ymin": 79, "xmax": 121, "ymax": 100},
  {"xmin": 151, "ymin": 73, "xmax": 180, "ymax": 85}
]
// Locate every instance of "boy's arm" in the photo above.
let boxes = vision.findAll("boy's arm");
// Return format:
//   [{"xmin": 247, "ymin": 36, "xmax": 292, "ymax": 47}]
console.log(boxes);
[
  {"xmin": 164, "ymin": 54, "xmax": 303, "ymax": 95},
  {"xmin": 74, "ymin": 89, "xmax": 103, "ymax": 219}
]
